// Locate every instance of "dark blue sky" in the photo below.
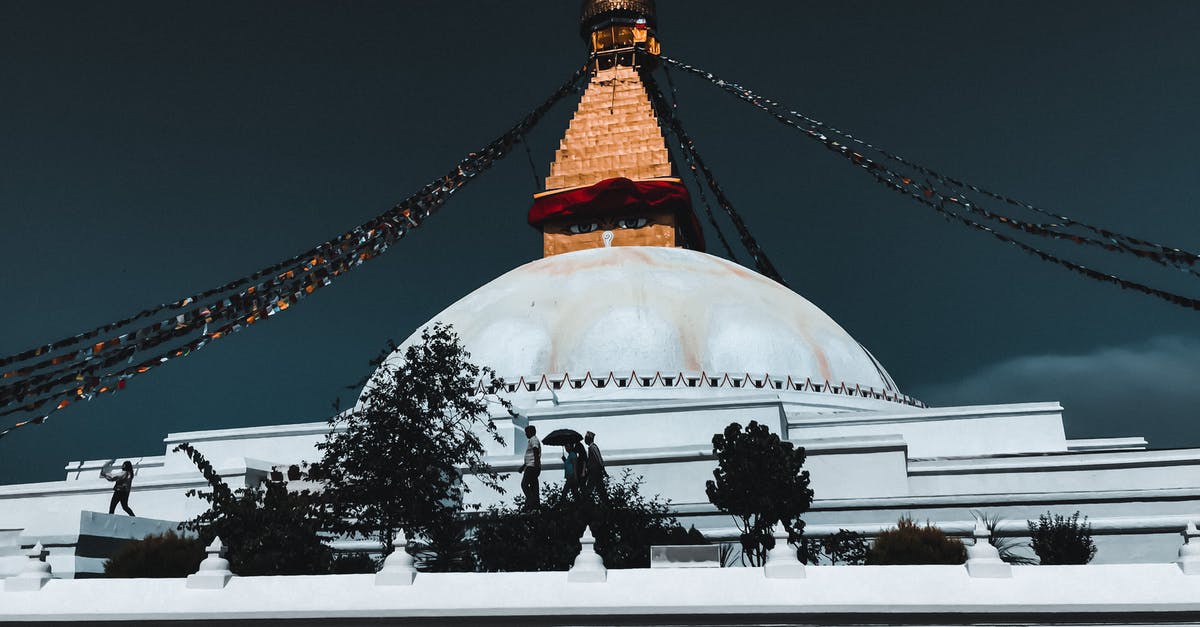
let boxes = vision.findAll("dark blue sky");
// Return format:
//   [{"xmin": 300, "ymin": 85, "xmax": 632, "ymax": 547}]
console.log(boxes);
[{"xmin": 3, "ymin": 1, "xmax": 1199, "ymax": 484}]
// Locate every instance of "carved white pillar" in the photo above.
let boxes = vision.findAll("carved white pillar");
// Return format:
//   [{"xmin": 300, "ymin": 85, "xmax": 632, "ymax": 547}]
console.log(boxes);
[
  {"xmin": 4, "ymin": 542, "xmax": 52, "ymax": 592},
  {"xmin": 186, "ymin": 537, "xmax": 234, "ymax": 590},
  {"xmin": 568, "ymin": 525, "xmax": 606, "ymax": 583},
  {"xmin": 1177, "ymin": 520, "xmax": 1200, "ymax": 575},
  {"xmin": 376, "ymin": 530, "xmax": 417, "ymax": 586},
  {"xmin": 965, "ymin": 518, "xmax": 1012, "ymax": 578},
  {"xmin": 763, "ymin": 523, "xmax": 806, "ymax": 579}
]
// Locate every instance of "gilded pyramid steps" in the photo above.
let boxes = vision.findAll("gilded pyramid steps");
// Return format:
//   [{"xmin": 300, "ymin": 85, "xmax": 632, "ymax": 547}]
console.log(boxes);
[{"xmin": 544, "ymin": 65, "xmax": 674, "ymax": 192}]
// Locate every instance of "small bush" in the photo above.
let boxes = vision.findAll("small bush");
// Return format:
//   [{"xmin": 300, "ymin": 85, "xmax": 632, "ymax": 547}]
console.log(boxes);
[
  {"xmin": 799, "ymin": 529, "xmax": 868, "ymax": 565},
  {"xmin": 867, "ymin": 516, "xmax": 966, "ymax": 565},
  {"xmin": 1027, "ymin": 511, "xmax": 1096, "ymax": 565},
  {"xmin": 331, "ymin": 553, "xmax": 378, "ymax": 574},
  {"xmin": 104, "ymin": 531, "xmax": 205, "ymax": 578},
  {"xmin": 473, "ymin": 470, "xmax": 701, "ymax": 572}
]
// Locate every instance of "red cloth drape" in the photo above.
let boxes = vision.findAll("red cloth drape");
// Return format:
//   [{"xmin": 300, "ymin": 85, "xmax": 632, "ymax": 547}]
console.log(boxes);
[{"xmin": 528, "ymin": 177, "xmax": 704, "ymax": 251}]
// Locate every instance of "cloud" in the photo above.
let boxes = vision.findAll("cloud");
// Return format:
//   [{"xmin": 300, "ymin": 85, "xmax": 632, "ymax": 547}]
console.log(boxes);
[{"xmin": 910, "ymin": 336, "xmax": 1200, "ymax": 450}]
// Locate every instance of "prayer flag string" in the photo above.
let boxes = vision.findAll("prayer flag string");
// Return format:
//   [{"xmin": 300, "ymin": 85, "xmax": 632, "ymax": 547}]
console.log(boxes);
[
  {"xmin": 0, "ymin": 63, "xmax": 589, "ymax": 439},
  {"xmin": 642, "ymin": 70, "xmax": 788, "ymax": 287},
  {"xmin": 660, "ymin": 56, "xmax": 1200, "ymax": 273},
  {"xmin": 659, "ymin": 56, "xmax": 1200, "ymax": 311},
  {"xmin": 661, "ymin": 64, "xmax": 738, "ymax": 263}
]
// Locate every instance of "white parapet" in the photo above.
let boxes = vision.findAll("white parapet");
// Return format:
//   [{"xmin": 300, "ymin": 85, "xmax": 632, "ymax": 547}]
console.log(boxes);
[{"xmin": 8, "ymin": 562, "xmax": 1200, "ymax": 623}]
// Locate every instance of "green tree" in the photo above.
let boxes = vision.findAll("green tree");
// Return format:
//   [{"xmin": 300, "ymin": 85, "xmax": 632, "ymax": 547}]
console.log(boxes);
[
  {"xmin": 473, "ymin": 470, "xmax": 704, "ymax": 571},
  {"xmin": 317, "ymin": 323, "xmax": 508, "ymax": 554},
  {"xmin": 1027, "ymin": 511, "xmax": 1097, "ymax": 565},
  {"xmin": 174, "ymin": 443, "xmax": 332, "ymax": 575},
  {"xmin": 103, "ymin": 531, "xmax": 205, "ymax": 578},
  {"xmin": 705, "ymin": 420, "xmax": 813, "ymax": 566},
  {"xmin": 867, "ymin": 516, "xmax": 966, "ymax": 565}
]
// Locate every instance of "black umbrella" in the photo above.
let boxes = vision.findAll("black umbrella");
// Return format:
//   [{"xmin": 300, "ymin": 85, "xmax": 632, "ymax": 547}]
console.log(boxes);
[{"xmin": 542, "ymin": 428, "xmax": 583, "ymax": 447}]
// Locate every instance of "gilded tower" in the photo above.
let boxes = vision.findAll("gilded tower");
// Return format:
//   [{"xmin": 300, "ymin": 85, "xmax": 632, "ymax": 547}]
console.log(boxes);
[{"xmin": 527, "ymin": 0, "xmax": 703, "ymax": 257}]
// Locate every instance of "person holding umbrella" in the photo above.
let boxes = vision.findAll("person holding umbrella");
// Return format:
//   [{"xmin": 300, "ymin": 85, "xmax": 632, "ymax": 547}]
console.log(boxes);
[{"xmin": 542, "ymin": 428, "xmax": 585, "ymax": 498}]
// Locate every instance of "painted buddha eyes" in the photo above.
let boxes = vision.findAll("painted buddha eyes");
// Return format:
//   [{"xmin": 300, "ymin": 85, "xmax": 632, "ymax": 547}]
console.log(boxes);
[
  {"xmin": 567, "ymin": 218, "xmax": 646, "ymax": 234},
  {"xmin": 569, "ymin": 223, "xmax": 600, "ymax": 234}
]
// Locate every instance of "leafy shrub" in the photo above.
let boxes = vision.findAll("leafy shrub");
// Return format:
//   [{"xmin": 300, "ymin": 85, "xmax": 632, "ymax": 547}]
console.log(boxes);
[
  {"xmin": 414, "ymin": 516, "xmax": 474, "ymax": 573},
  {"xmin": 318, "ymin": 323, "xmax": 509, "ymax": 554},
  {"xmin": 473, "ymin": 469, "xmax": 703, "ymax": 571},
  {"xmin": 174, "ymin": 443, "xmax": 333, "ymax": 576},
  {"xmin": 1027, "ymin": 511, "xmax": 1096, "ymax": 565},
  {"xmin": 103, "ymin": 531, "xmax": 204, "ymax": 578},
  {"xmin": 799, "ymin": 529, "xmax": 868, "ymax": 565},
  {"xmin": 867, "ymin": 516, "xmax": 966, "ymax": 565},
  {"xmin": 706, "ymin": 421, "xmax": 813, "ymax": 566}
]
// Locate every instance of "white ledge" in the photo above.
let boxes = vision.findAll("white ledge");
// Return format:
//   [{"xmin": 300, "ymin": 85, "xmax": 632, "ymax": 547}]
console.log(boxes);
[
  {"xmin": 908, "ymin": 448, "xmax": 1200, "ymax": 475},
  {"xmin": 3, "ymin": 564, "xmax": 1200, "ymax": 622},
  {"xmin": 787, "ymin": 402, "xmax": 1064, "ymax": 428}
]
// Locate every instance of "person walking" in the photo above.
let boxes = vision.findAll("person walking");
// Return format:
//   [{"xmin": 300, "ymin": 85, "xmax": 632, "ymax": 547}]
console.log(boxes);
[
  {"xmin": 584, "ymin": 431, "xmax": 607, "ymax": 490},
  {"xmin": 562, "ymin": 441, "xmax": 584, "ymax": 498},
  {"xmin": 518, "ymin": 425, "xmax": 542, "ymax": 509},
  {"xmin": 102, "ymin": 460, "xmax": 136, "ymax": 516}
]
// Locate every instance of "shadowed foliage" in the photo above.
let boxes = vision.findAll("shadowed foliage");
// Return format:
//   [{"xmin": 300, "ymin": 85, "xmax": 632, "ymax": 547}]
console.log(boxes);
[
  {"xmin": 316, "ymin": 323, "xmax": 509, "ymax": 556},
  {"xmin": 473, "ymin": 469, "xmax": 706, "ymax": 572},
  {"xmin": 103, "ymin": 531, "xmax": 205, "ymax": 578},
  {"xmin": 705, "ymin": 420, "xmax": 813, "ymax": 566},
  {"xmin": 799, "ymin": 529, "xmax": 868, "ymax": 565},
  {"xmin": 867, "ymin": 516, "xmax": 966, "ymax": 565},
  {"xmin": 174, "ymin": 443, "xmax": 332, "ymax": 575},
  {"xmin": 1028, "ymin": 511, "xmax": 1097, "ymax": 565}
]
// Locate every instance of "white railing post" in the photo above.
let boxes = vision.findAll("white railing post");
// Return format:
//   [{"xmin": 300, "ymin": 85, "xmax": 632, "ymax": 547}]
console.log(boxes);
[
  {"xmin": 186, "ymin": 537, "xmax": 234, "ymax": 590},
  {"xmin": 568, "ymin": 526, "xmax": 606, "ymax": 583},
  {"xmin": 1177, "ymin": 520, "xmax": 1200, "ymax": 575},
  {"xmin": 376, "ymin": 530, "xmax": 417, "ymax": 586},
  {"xmin": 763, "ymin": 523, "xmax": 806, "ymax": 579},
  {"xmin": 4, "ymin": 542, "xmax": 52, "ymax": 592},
  {"xmin": 965, "ymin": 518, "xmax": 1012, "ymax": 578}
]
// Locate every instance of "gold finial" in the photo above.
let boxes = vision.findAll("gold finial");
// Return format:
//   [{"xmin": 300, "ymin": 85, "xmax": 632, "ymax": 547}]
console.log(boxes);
[
  {"xmin": 580, "ymin": 0, "xmax": 657, "ymax": 34},
  {"xmin": 580, "ymin": 0, "xmax": 660, "ymax": 56}
]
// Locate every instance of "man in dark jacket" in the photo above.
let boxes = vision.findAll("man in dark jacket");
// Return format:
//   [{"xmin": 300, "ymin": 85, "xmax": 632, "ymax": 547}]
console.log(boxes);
[{"xmin": 584, "ymin": 431, "xmax": 607, "ymax": 491}]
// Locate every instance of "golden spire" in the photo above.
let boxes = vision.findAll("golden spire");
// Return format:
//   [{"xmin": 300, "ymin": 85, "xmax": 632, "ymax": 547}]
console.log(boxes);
[{"xmin": 526, "ymin": 0, "xmax": 702, "ymax": 257}]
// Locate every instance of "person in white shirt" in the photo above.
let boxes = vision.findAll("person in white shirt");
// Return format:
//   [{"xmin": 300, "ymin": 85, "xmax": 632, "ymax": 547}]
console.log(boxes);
[{"xmin": 518, "ymin": 426, "xmax": 542, "ymax": 508}]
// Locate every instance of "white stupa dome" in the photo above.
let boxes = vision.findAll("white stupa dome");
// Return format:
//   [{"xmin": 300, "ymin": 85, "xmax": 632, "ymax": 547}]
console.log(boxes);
[{"xmin": 381, "ymin": 247, "xmax": 905, "ymax": 400}]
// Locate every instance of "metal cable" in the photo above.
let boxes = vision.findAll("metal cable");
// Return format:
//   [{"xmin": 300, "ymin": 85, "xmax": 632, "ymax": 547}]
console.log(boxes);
[
  {"xmin": 0, "ymin": 63, "xmax": 591, "ymax": 438},
  {"xmin": 659, "ymin": 57, "xmax": 1200, "ymax": 311},
  {"xmin": 660, "ymin": 55, "xmax": 1200, "ymax": 272},
  {"xmin": 642, "ymin": 71, "xmax": 788, "ymax": 287}
]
